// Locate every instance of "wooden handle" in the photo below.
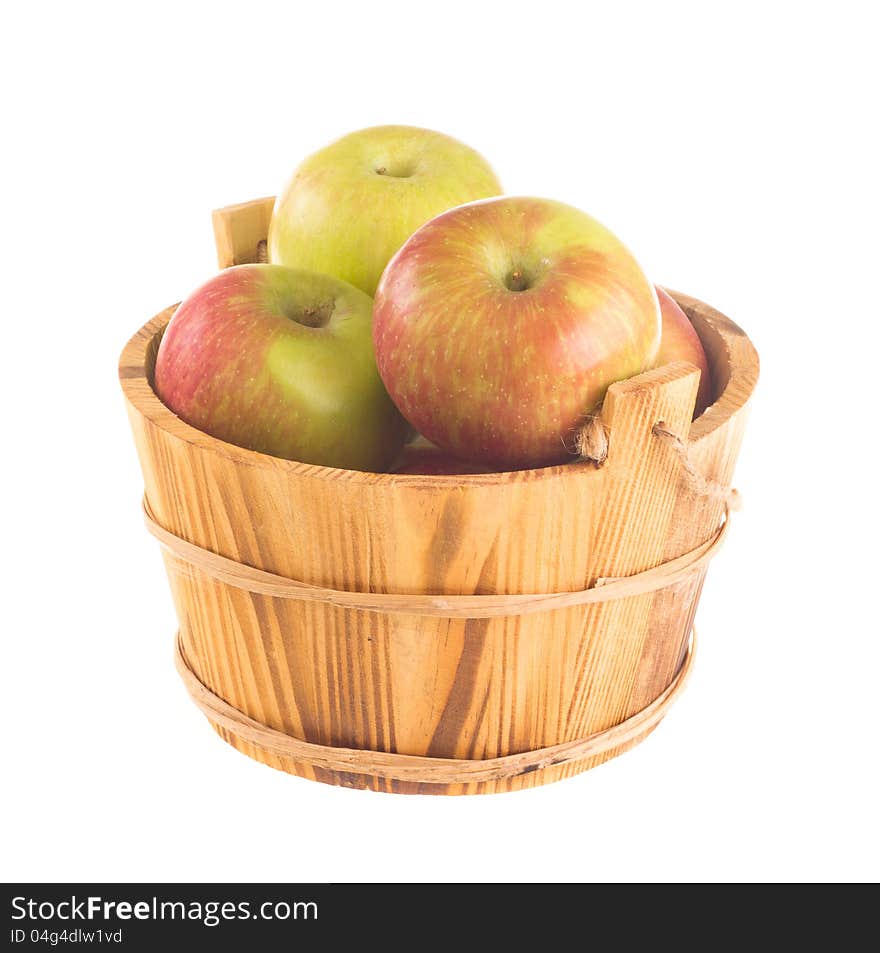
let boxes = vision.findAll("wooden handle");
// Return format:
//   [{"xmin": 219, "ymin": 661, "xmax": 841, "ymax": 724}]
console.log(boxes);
[{"xmin": 212, "ymin": 196, "xmax": 275, "ymax": 268}]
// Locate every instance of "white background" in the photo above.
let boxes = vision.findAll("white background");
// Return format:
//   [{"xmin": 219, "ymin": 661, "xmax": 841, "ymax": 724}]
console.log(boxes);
[{"xmin": 3, "ymin": 1, "xmax": 878, "ymax": 884}]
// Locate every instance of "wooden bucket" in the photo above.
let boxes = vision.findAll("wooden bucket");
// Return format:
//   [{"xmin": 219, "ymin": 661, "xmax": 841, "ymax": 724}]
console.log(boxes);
[{"xmin": 119, "ymin": 197, "xmax": 759, "ymax": 795}]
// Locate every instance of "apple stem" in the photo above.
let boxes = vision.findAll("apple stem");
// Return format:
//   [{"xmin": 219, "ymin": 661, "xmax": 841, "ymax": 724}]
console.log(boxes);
[
  {"xmin": 505, "ymin": 269, "xmax": 530, "ymax": 292},
  {"xmin": 296, "ymin": 300, "xmax": 336, "ymax": 328}
]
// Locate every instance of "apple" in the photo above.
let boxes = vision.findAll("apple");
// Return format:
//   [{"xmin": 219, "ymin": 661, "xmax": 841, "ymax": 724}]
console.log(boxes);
[
  {"xmin": 654, "ymin": 285, "xmax": 714, "ymax": 417},
  {"xmin": 373, "ymin": 196, "xmax": 661, "ymax": 469},
  {"xmin": 390, "ymin": 437, "xmax": 496, "ymax": 475},
  {"xmin": 268, "ymin": 125, "xmax": 502, "ymax": 296},
  {"xmin": 153, "ymin": 264, "xmax": 408, "ymax": 471}
]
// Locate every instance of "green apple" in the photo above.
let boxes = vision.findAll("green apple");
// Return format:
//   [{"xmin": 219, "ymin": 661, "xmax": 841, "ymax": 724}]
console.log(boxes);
[
  {"xmin": 268, "ymin": 125, "xmax": 502, "ymax": 295},
  {"xmin": 153, "ymin": 264, "xmax": 407, "ymax": 471}
]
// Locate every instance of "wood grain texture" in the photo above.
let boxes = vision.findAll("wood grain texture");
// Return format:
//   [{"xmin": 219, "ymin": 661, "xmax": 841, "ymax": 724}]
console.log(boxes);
[
  {"xmin": 143, "ymin": 491, "xmax": 731, "ymax": 615},
  {"xmin": 211, "ymin": 196, "xmax": 275, "ymax": 268},
  {"xmin": 173, "ymin": 628, "xmax": 695, "ymax": 783},
  {"xmin": 118, "ymin": 199, "xmax": 759, "ymax": 795}
]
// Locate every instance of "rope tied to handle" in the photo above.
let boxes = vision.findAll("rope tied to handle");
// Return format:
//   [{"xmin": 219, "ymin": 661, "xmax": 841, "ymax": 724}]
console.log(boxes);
[
  {"xmin": 577, "ymin": 412, "xmax": 741, "ymax": 512},
  {"xmin": 650, "ymin": 422, "xmax": 742, "ymax": 511}
]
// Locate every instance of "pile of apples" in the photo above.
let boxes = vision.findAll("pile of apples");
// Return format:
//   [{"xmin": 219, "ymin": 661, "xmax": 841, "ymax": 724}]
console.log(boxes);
[{"xmin": 154, "ymin": 125, "xmax": 712, "ymax": 474}]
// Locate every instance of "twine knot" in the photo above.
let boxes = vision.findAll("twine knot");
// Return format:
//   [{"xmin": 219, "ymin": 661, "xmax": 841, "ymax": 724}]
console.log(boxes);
[
  {"xmin": 651, "ymin": 421, "xmax": 742, "ymax": 510},
  {"xmin": 576, "ymin": 409, "xmax": 741, "ymax": 511}
]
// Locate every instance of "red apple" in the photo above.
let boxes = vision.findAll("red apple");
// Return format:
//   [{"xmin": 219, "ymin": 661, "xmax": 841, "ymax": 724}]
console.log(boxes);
[
  {"xmin": 390, "ymin": 438, "xmax": 496, "ymax": 475},
  {"xmin": 373, "ymin": 196, "xmax": 661, "ymax": 469},
  {"xmin": 654, "ymin": 285, "xmax": 714, "ymax": 417},
  {"xmin": 154, "ymin": 264, "xmax": 407, "ymax": 471}
]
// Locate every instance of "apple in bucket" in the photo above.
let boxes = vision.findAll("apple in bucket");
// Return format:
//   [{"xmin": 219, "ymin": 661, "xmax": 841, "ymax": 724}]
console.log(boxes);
[
  {"xmin": 654, "ymin": 285, "xmax": 714, "ymax": 417},
  {"xmin": 372, "ymin": 196, "xmax": 662, "ymax": 470},
  {"xmin": 268, "ymin": 125, "xmax": 503, "ymax": 296},
  {"xmin": 390, "ymin": 436, "xmax": 497, "ymax": 475},
  {"xmin": 153, "ymin": 264, "xmax": 408, "ymax": 471}
]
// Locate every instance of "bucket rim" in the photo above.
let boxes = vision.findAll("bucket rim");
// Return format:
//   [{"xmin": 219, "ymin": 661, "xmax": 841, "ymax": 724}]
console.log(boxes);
[{"xmin": 118, "ymin": 290, "xmax": 759, "ymax": 486}]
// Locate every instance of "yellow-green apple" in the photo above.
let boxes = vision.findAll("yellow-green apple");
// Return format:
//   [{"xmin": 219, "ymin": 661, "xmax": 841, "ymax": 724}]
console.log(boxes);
[
  {"xmin": 654, "ymin": 285, "xmax": 714, "ymax": 417},
  {"xmin": 268, "ymin": 125, "xmax": 502, "ymax": 296},
  {"xmin": 153, "ymin": 264, "xmax": 407, "ymax": 470},
  {"xmin": 373, "ymin": 196, "xmax": 661, "ymax": 469}
]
